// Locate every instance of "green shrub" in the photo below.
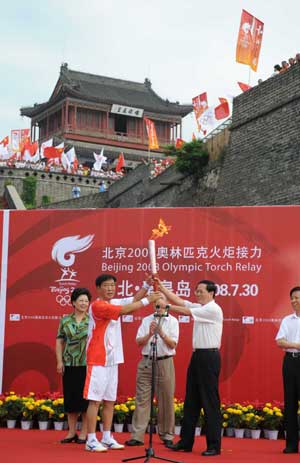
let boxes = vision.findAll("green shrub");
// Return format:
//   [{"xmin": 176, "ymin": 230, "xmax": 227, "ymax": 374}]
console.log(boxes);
[
  {"xmin": 163, "ymin": 139, "xmax": 209, "ymax": 175},
  {"xmin": 41, "ymin": 195, "xmax": 50, "ymax": 206},
  {"xmin": 22, "ymin": 177, "xmax": 37, "ymax": 208}
]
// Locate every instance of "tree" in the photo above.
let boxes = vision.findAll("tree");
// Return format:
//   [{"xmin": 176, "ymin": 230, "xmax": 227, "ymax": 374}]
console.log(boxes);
[{"xmin": 163, "ymin": 139, "xmax": 209, "ymax": 175}]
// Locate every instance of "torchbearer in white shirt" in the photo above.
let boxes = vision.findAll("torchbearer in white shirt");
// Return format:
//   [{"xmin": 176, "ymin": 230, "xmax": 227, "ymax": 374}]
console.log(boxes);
[
  {"xmin": 275, "ymin": 286, "xmax": 300, "ymax": 454},
  {"xmin": 157, "ymin": 278, "xmax": 223, "ymax": 457}
]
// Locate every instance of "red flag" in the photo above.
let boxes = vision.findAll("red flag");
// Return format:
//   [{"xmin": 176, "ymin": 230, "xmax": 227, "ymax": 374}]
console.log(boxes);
[
  {"xmin": 238, "ymin": 82, "xmax": 252, "ymax": 92},
  {"xmin": 236, "ymin": 10, "xmax": 264, "ymax": 72},
  {"xmin": 175, "ymin": 138, "xmax": 185, "ymax": 149},
  {"xmin": 29, "ymin": 141, "xmax": 38, "ymax": 156},
  {"xmin": 0, "ymin": 136, "xmax": 9, "ymax": 147},
  {"xmin": 44, "ymin": 146, "xmax": 64, "ymax": 159},
  {"xmin": 214, "ymin": 98, "xmax": 230, "ymax": 120},
  {"xmin": 116, "ymin": 153, "xmax": 125, "ymax": 172}
]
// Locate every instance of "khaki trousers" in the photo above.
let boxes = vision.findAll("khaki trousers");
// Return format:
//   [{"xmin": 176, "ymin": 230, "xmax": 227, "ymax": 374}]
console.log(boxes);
[{"xmin": 131, "ymin": 356, "xmax": 175, "ymax": 442}]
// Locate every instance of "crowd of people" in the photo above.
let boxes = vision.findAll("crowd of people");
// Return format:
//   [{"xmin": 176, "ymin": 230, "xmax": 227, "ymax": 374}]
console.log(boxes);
[
  {"xmin": 273, "ymin": 53, "xmax": 300, "ymax": 75},
  {"xmin": 0, "ymin": 158, "xmax": 124, "ymax": 182}
]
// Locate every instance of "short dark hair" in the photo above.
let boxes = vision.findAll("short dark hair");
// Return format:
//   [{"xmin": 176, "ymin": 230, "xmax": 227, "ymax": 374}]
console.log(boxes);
[
  {"xmin": 196, "ymin": 280, "xmax": 217, "ymax": 297},
  {"xmin": 95, "ymin": 274, "xmax": 117, "ymax": 287},
  {"xmin": 290, "ymin": 286, "xmax": 300, "ymax": 298},
  {"xmin": 71, "ymin": 287, "xmax": 92, "ymax": 304}
]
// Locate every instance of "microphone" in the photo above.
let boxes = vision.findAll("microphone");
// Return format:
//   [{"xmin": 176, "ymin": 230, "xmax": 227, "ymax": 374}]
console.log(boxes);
[{"xmin": 154, "ymin": 305, "xmax": 161, "ymax": 317}]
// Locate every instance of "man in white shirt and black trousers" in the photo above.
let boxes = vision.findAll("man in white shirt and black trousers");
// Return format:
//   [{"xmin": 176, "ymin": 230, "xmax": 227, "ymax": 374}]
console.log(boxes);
[
  {"xmin": 276, "ymin": 286, "xmax": 300, "ymax": 454},
  {"xmin": 158, "ymin": 279, "xmax": 223, "ymax": 457}
]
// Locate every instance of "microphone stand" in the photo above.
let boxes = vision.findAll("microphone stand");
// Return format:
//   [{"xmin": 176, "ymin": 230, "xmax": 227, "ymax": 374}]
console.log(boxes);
[{"xmin": 123, "ymin": 315, "xmax": 183, "ymax": 463}]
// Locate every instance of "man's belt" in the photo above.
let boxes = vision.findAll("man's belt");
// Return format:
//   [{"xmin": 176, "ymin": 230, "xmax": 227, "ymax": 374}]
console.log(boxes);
[
  {"xmin": 194, "ymin": 348, "xmax": 219, "ymax": 352},
  {"xmin": 143, "ymin": 355, "xmax": 173, "ymax": 361},
  {"xmin": 286, "ymin": 352, "xmax": 300, "ymax": 358}
]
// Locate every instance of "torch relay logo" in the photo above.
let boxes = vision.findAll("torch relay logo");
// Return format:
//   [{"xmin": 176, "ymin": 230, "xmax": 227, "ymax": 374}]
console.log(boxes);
[{"xmin": 50, "ymin": 234, "xmax": 94, "ymax": 306}]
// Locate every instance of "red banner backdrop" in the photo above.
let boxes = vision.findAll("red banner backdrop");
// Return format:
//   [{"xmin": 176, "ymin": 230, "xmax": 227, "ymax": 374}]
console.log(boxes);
[{"xmin": 1, "ymin": 207, "xmax": 300, "ymax": 402}]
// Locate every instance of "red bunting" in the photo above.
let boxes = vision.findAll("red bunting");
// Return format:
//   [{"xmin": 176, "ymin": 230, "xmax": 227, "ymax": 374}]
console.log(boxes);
[
  {"xmin": 43, "ymin": 146, "xmax": 64, "ymax": 159},
  {"xmin": 238, "ymin": 82, "xmax": 252, "ymax": 92},
  {"xmin": 0, "ymin": 136, "xmax": 9, "ymax": 146},
  {"xmin": 175, "ymin": 138, "xmax": 185, "ymax": 149},
  {"xmin": 214, "ymin": 98, "xmax": 230, "ymax": 120},
  {"xmin": 116, "ymin": 153, "xmax": 125, "ymax": 172}
]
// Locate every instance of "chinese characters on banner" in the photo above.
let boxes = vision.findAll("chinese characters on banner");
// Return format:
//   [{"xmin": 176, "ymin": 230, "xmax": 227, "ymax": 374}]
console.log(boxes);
[
  {"xmin": 144, "ymin": 117, "xmax": 159, "ymax": 150},
  {"xmin": 236, "ymin": 9, "xmax": 264, "ymax": 72},
  {"xmin": 3, "ymin": 206, "xmax": 300, "ymax": 403}
]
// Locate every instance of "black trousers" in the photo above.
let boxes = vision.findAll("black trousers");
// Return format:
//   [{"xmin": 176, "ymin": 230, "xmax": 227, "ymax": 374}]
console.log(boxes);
[
  {"xmin": 283, "ymin": 354, "xmax": 300, "ymax": 450},
  {"xmin": 180, "ymin": 349, "xmax": 222, "ymax": 451}
]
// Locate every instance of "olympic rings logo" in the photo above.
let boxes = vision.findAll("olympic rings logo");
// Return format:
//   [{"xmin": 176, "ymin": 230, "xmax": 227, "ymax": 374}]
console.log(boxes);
[{"xmin": 56, "ymin": 295, "xmax": 71, "ymax": 306}]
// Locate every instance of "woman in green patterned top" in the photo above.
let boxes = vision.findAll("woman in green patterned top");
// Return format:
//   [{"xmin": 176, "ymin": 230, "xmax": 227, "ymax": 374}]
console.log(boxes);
[{"xmin": 56, "ymin": 287, "xmax": 91, "ymax": 444}]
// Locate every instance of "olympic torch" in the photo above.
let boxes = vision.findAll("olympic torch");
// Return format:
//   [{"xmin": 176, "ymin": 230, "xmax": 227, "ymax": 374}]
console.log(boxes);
[
  {"xmin": 149, "ymin": 219, "xmax": 172, "ymax": 291},
  {"xmin": 148, "ymin": 239, "xmax": 158, "ymax": 290}
]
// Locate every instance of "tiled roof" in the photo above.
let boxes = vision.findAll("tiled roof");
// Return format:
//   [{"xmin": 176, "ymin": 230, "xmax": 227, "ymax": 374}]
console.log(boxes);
[{"xmin": 21, "ymin": 63, "xmax": 192, "ymax": 118}]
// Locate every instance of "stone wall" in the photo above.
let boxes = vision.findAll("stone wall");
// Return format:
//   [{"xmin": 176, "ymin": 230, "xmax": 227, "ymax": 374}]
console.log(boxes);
[
  {"xmin": 0, "ymin": 167, "xmax": 107, "ymax": 207},
  {"xmin": 215, "ymin": 65, "xmax": 300, "ymax": 205},
  {"xmin": 42, "ymin": 159, "xmax": 223, "ymax": 209}
]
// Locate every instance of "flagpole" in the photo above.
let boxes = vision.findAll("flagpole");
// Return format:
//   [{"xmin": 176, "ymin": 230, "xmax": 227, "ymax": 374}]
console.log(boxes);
[{"xmin": 248, "ymin": 66, "xmax": 251, "ymax": 86}]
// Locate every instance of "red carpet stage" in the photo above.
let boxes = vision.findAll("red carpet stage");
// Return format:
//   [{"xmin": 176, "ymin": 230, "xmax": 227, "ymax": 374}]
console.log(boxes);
[{"xmin": 0, "ymin": 430, "xmax": 298, "ymax": 463}]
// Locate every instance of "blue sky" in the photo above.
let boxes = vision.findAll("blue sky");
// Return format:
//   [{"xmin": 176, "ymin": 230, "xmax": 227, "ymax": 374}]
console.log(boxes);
[{"xmin": 1, "ymin": 0, "xmax": 299, "ymax": 140}]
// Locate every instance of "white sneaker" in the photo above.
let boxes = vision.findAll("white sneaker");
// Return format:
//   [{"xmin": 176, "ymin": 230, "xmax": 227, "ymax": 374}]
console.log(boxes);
[
  {"xmin": 101, "ymin": 436, "xmax": 125, "ymax": 450},
  {"xmin": 85, "ymin": 440, "xmax": 107, "ymax": 452}
]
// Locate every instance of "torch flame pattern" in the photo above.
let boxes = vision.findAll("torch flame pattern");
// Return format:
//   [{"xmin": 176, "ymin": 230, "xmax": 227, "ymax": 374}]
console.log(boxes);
[{"xmin": 150, "ymin": 218, "xmax": 172, "ymax": 240}]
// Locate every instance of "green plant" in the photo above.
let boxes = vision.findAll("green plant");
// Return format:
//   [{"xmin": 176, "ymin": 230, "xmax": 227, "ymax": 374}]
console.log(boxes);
[
  {"xmin": 174, "ymin": 401, "xmax": 184, "ymax": 425},
  {"xmin": 2, "ymin": 394, "xmax": 23, "ymax": 419},
  {"xmin": 22, "ymin": 176, "xmax": 37, "ymax": 208},
  {"xmin": 261, "ymin": 405, "xmax": 283, "ymax": 430},
  {"xmin": 163, "ymin": 139, "xmax": 209, "ymax": 175},
  {"xmin": 124, "ymin": 397, "xmax": 135, "ymax": 424},
  {"xmin": 41, "ymin": 195, "xmax": 51, "ymax": 206},
  {"xmin": 34, "ymin": 399, "xmax": 54, "ymax": 421},
  {"xmin": 223, "ymin": 404, "xmax": 248, "ymax": 429},
  {"xmin": 197, "ymin": 408, "xmax": 205, "ymax": 427},
  {"xmin": 113, "ymin": 403, "xmax": 129, "ymax": 424},
  {"xmin": 51, "ymin": 398, "xmax": 65, "ymax": 421},
  {"xmin": 21, "ymin": 399, "xmax": 36, "ymax": 421}
]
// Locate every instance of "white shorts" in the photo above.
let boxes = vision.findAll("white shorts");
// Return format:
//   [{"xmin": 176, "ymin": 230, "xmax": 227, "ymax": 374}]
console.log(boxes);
[{"xmin": 84, "ymin": 364, "xmax": 118, "ymax": 401}]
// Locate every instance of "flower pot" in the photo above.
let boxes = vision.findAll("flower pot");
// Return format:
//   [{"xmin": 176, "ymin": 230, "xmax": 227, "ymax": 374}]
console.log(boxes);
[
  {"xmin": 38, "ymin": 420, "xmax": 49, "ymax": 430},
  {"xmin": 175, "ymin": 425, "xmax": 181, "ymax": 435},
  {"xmin": 244, "ymin": 428, "xmax": 251, "ymax": 438},
  {"xmin": 54, "ymin": 421, "xmax": 64, "ymax": 431},
  {"xmin": 114, "ymin": 423, "xmax": 124, "ymax": 433},
  {"xmin": 21, "ymin": 420, "xmax": 32, "ymax": 430},
  {"xmin": 127, "ymin": 423, "xmax": 133, "ymax": 433},
  {"xmin": 195, "ymin": 426, "xmax": 201, "ymax": 436},
  {"xmin": 267, "ymin": 430, "xmax": 279, "ymax": 440},
  {"xmin": 263, "ymin": 429, "xmax": 269, "ymax": 439},
  {"xmin": 234, "ymin": 428, "xmax": 245, "ymax": 438},
  {"xmin": 251, "ymin": 429, "xmax": 261, "ymax": 439},
  {"xmin": 225, "ymin": 427, "xmax": 235, "ymax": 437},
  {"xmin": 7, "ymin": 419, "xmax": 17, "ymax": 429}
]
